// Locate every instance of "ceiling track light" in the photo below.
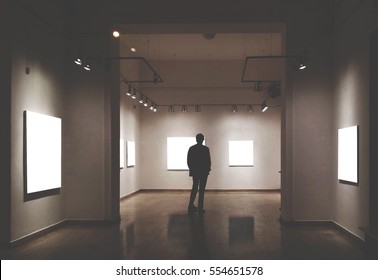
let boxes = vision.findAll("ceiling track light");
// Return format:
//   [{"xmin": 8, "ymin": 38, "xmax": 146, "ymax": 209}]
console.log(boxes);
[
  {"xmin": 83, "ymin": 61, "xmax": 91, "ymax": 71},
  {"xmin": 139, "ymin": 95, "xmax": 144, "ymax": 104},
  {"xmin": 261, "ymin": 101, "xmax": 268, "ymax": 112},
  {"xmin": 248, "ymin": 105, "xmax": 254, "ymax": 112},
  {"xmin": 182, "ymin": 105, "xmax": 188, "ymax": 113},
  {"xmin": 122, "ymin": 81, "xmax": 158, "ymax": 112},
  {"xmin": 195, "ymin": 105, "xmax": 201, "ymax": 112},
  {"xmin": 232, "ymin": 105, "xmax": 238, "ymax": 113},
  {"xmin": 74, "ymin": 57, "xmax": 82, "ymax": 65},
  {"xmin": 168, "ymin": 106, "xmax": 175, "ymax": 112},
  {"xmin": 126, "ymin": 85, "xmax": 132, "ymax": 96}
]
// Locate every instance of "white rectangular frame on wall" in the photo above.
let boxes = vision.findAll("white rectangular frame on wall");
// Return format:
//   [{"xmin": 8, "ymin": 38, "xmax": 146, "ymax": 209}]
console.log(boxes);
[
  {"xmin": 25, "ymin": 111, "xmax": 62, "ymax": 194},
  {"xmin": 120, "ymin": 139, "xmax": 125, "ymax": 169},
  {"xmin": 167, "ymin": 137, "xmax": 198, "ymax": 170},
  {"xmin": 228, "ymin": 140, "xmax": 254, "ymax": 167},
  {"xmin": 338, "ymin": 125, "xmax": 359, "ymax": 184},
  {"xmin": 127, "ymin": 140, "xmax": 136, "ymax": 167}
]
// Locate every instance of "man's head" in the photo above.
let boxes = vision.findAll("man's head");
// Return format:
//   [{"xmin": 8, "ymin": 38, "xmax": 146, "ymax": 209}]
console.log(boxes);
[{"xmin": 196, "ymin": 133, "xmax": 205, "ymax": 144}]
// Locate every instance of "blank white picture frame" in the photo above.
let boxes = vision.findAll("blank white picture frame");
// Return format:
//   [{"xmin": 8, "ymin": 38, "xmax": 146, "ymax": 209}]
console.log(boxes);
[
  {"xmin": 25, "ymin": 111, "xmax": 62, "ymax": 194},
  {"xmin": 229, "ymin": 140, "xmax": 254, "ymax": 166},
  {"xmin": 338, "ymin": 125, "xmax": 358, "ymax": 183},
  {"xmin": 167, "ymin": 137, "xmax": 197, "ymax": 170},
  {"xmin": 120, "ymin": 139, "xmax": 125, "ymax": 169},
  {"xmin": 127, "ymin": 141, "xmax": 136, "ymax": 167}
]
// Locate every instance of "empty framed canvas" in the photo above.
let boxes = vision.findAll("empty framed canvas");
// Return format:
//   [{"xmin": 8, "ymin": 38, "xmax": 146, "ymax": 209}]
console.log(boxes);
[
  {"xmin": 167, "ymin": 137, "xmax": 199, "ymax": 170},
  {"xmin": 120, "ymin": 139, "xmax": 125, "ymax": 169},
  {"xmin": 229, "ymin": 140, "xmax": 254, "ymax": 166},
  {"xmin": 338, "ymin": 125, "xmax": 359, "ymax": 183},
  {"xmin": 25, "ymin": 111, "xmax": 62, "ymax": 194},
  {"xmin": 127, "ymin": 141, "xmax": 136, "ymax": 167}
]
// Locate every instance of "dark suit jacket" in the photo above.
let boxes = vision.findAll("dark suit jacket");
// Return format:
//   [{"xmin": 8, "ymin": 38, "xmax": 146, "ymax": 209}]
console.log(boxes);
[{"xmin": 187, "ymin": 144, "xmax": 211, "ymax": 176}]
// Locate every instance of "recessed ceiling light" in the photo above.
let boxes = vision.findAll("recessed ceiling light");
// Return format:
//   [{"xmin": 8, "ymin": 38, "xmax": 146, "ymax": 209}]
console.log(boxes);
[
  {"xmin": 131, "ymin": 47, "xmax": 136, "ymax": 52},
  {"xmin": 112, "ymin": 31, "xmax": 120, "ymax": 38}
]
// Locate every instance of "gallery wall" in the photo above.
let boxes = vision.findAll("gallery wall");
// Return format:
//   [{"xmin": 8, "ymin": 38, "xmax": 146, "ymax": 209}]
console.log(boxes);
[
  {"xmin": 0, "ymin": 0, "xmax": 12, "ymax": 245},
  {"xmin": 9, "ymin": 4, "xmax": 67, "ymax": 241},
  {"xmin": 120, "ymin": 92, "xmax": 141, "ymax": 197},
  {"xmin": 282, "ymin": 24, "xmax": 334, "ymax": 221},
  {"xmin": 332, "ymin": 0, "xmax": 378, "ymax": 238},
  {"xmin": 138, "ymin": 106, "xmax": 281, "ymax": 190}
]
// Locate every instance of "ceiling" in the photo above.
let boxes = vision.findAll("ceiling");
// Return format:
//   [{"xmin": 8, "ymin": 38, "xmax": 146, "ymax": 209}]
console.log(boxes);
[
  {"xmin": 118, "ymin": 29, "xmax": 285, "ymax": 107},
  {"xmin": 120, "ymin": 33, "xmax": 282, "ymax": 61}
]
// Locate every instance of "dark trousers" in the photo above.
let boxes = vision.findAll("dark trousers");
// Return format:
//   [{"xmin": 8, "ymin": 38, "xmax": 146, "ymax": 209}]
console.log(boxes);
[{"xmin": 189, "ymin": 174, "xmax": 208, "ymax": 210}]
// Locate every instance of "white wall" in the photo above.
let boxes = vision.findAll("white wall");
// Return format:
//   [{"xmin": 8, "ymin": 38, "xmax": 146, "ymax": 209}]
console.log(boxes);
[
  {"xmin": 10, "ymin": 3, "xmax": 67, "ymax": 241},
  {"xmin": 120, "ymin": 91, "xmax": 141, "ymax": 197},
  {"xmin": 138, "ymin": 106, "xmax": 281, "ymax": 190},
  {"xmin": 283, "ymin": 28, "xmax": 334, "ymax": 221},
  {"xmin": 333, "ymin": 0, "xmax": 378, "ymax": 238}
]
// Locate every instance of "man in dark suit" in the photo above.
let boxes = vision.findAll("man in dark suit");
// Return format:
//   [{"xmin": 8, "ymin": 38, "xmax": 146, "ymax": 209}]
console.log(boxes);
[{"xmin": 187, "ymin": 133, "xmax": 211, "ymax": 213}]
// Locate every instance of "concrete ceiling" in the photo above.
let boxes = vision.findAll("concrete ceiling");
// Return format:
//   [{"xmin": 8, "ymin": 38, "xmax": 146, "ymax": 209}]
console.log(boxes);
[{"xmin": 120, "ymin": 33, "xmax": 282, "ymax": 61}]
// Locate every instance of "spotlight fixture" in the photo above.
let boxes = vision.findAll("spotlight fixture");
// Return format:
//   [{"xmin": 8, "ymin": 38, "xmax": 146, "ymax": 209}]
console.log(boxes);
[
  {"xmin": 130, "ymin": 47, "xmax": 136, "ymax": 52},
  {"xmin": 139, "ymin": 95, "xmax": 144, "ymax": 104},
  {"xmin": 248, "ymin": 105, "xmax": 254, "ymax": 112},
  {"xmin": 126, "ymin": 85, "xmax": 132, "ymax": 96},
  {"xmin": 150, "ymin": 103, "xmax": 154, "ymax": 111},
  {"xmin": 143, "ymin": 98, "xmax": 148, "ymax": 107},
  {"xmin": 182, "ymin": 105, "xmax": 188, "ymax": 113},
  {"xmin": 261, "ymin": 101, "xmax": 268, "ymax": 112},
  {"xmin": 298, "ymin": 60, "xmax": 307, "ymax": 70},
  {"xmin": 131, "ymin": 90, "xmax": 136, "ymax": 99},
  {"xmin": 153, "ymin": 105, "xmax": 157, "ymax": 112},
  {"xmin": 168, "ymin": 106, "xmax": 175, "ymax": 112},
  {"xmin": 83, "ymin": 61, "xmax": 91, "ymax": 71},
  {"xmin": 113, "ymin": 31, "xmax": 120, "ymax": 38},
  {"xmin": 232, "ymin": 105, "xmax": 238, "ymax": 113},
  {"xmin": 254, "ymin": 81, "xmax": 263, "ymax": 91},
  {"xmin": 298, "ymin": 50, "xmax": 308, "ymax": 70},
  {"xmin": 74, "ymin": 57, "xmax": 82, "ymax": 65},
  {"xmin": 195, "ymin": 105, "xmax": 201, "ymax": 112}
]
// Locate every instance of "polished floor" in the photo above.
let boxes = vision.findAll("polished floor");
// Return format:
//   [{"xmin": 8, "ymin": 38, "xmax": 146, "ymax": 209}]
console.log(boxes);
[{"xmin": 0, "ymin": 191, "xmax": 368, "ymax": 260}]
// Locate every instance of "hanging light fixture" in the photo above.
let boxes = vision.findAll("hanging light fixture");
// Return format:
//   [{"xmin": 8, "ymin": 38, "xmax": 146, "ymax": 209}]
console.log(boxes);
[
  {"xmin": 261, "ymin": 101, "xmax": 268, "ymax": 112},
  {"xmin": 126, "ymin": 85, "xmax": 132, "ymax": 96},
  {"xmin": 298, "ymin": 50, "xmax": 308, "ymax": 70},
  {"xmin": 131, "ymin": 89, "xmax": 136, "ymax": 99},
  {"xmin": 139, "ymin": 95, "xmax": 144, "ymax": 104},
  {"xmin": 143, "ymin": 97, "xmax": 148, "ymax": 107},
  {"xmin": 74, "ymin": 57, "xmax": 82, "ymax": 65},
  {"xmin": 83, "ymin": 61, "xmax": 91, "ymax": 71},
  {"xmin": 153, "ymin": 104, "xmax": 157, "ymax": 112}
]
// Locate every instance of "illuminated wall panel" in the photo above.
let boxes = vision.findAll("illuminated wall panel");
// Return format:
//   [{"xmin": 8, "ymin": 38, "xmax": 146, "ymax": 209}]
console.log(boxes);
[
  {"xmin": 120, "ymin": 139, "xmax": 125, "ymax": 169},
  {"xmin": 167, "ymin": 137, "xmax": 197, "ymax": 170},
  {"xmin": 25, "ymin": 111, "xmax": 62, "ymax": 194},
  {"xmin": 229, "ymin": 140, "xmax": 254, "ymax": 166},
  {"xmin": 338, "ymin": 125, "xmax": 358, "ymax": 183},
  {"xmin": 127, "ymin": 141, "xmax": 136, "ymax": 167}
]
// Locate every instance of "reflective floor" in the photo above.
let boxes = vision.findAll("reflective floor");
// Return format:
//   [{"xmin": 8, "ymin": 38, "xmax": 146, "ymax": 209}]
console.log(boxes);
[{"xmin": 0, "ymin": 191, "xmax": 368, "ymax": 259}]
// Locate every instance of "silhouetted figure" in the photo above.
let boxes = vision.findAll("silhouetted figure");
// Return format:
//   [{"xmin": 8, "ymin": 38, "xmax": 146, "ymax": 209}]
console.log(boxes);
[{"xmin": 187, "ymin": 133, "xmax": 211, "ymax": 214}]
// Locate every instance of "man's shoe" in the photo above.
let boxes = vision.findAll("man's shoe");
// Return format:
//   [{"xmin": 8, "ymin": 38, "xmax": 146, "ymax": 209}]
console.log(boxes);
[{"xmin": 188, "ymin": 205, "xmax": 198, "ymax": 213}]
